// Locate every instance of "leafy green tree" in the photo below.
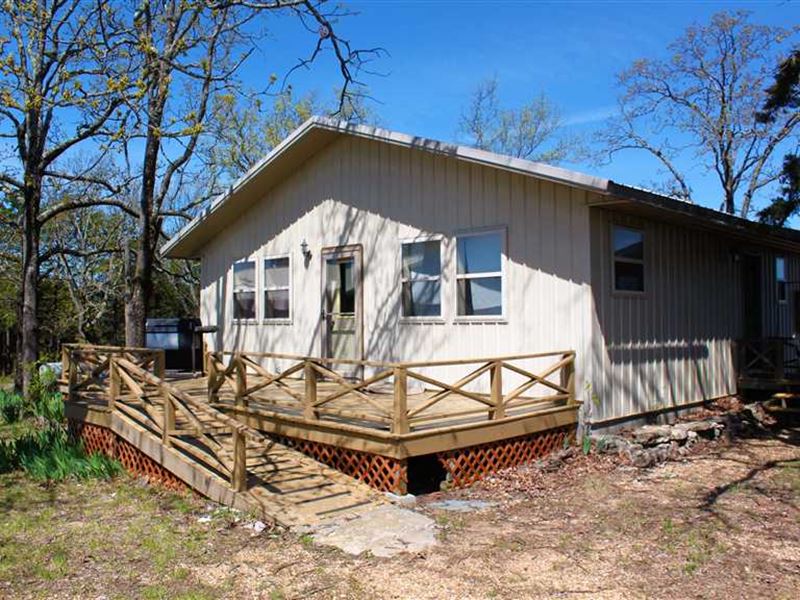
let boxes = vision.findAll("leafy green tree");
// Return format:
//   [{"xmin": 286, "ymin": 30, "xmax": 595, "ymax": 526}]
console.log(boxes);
[
  {"xmin": 0, "ymin": 0, "xmax": 131, "ymax": 394},
  {"xmin": 115, "ymin": 0, "xmax": 380, "ymax": 347}
]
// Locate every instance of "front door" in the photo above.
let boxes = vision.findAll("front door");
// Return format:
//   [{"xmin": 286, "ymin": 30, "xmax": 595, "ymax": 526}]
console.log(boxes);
[
  {"xmin": 742, "ymin": 253, "xmax": 763, "ymax": 339},
  {"xmin": 322, "ymin": 246, "xmax": 363, "ymax": 365}
]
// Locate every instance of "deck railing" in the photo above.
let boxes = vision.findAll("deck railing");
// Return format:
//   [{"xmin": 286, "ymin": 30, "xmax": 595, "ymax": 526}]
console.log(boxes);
[
  {"xmin": 61, "ymin": 344, "xmax": 271, "ymax": 493},
  {"xmin": 206, "ymin": 350, "xmax": 578, "ymax": 434},
  {"xmin": 60, "ymin": 343, "xmax": 165, "ymax": 401},
  {"xmin": 736, "ymin": 337, "xmax": 800, "ymax": 381}
]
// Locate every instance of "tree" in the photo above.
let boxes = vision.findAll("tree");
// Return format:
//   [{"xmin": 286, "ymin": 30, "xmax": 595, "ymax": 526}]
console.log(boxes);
[
  {"xmin": 756, "ymin": 48, "xmax": 800, "ymax": 226},
  {"xmin": 600, "ymin": 11, "xmax": 799, "ymax": 216},
  {"xmin": 116, "ymin": 0, "xmax": 379, "ymax": 347},
  {"xmin": 205, "ymin": 86, "xmax": 377, "ymax": 183},
  {"xmin": 0, "ymin": 0, "xmax": 131, "ymax": 394},
  {"xmin": 458, "ymin": 78, "xmax": 581, "ymax": 164}
]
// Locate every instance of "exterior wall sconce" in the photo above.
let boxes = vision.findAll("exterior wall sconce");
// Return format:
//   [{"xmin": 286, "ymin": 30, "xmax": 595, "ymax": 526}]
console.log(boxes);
[{"xmin": 301, "ymin": 239, "xmax": 312, "ymax": 262}]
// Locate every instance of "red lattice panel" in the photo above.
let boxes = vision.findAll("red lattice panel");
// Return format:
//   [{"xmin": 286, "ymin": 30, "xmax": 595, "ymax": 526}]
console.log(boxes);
[
  {"xmin": 68, "ymin": 419, "xmax": 186, "ymax": 492},
  {"xmin": 436, "ymin": 426, "xmax": 575, "ymax": 488},
  {"xmin": 272, "ymin": 435, "xmax": 408, "ymax": 494}
]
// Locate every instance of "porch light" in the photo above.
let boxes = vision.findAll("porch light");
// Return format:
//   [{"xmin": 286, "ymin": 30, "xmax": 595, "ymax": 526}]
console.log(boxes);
[{"xmin": 301, "ymin": 239, "xmax": 311, "ymax": 260}]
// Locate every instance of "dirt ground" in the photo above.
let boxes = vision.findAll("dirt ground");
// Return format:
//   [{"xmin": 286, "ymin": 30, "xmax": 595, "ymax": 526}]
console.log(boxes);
[{"xmin": 1, "ymin": 425, "xmax": 798, "ymax": 600}]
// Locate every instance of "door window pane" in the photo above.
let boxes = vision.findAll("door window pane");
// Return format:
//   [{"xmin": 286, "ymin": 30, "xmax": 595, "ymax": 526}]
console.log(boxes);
[
  {"xmin": 402, "ymin": 280, "xmax": 441, "ymax": 317},
  {"xmin": 340, "ymin": 261, "xmax": 355, "ymax": 313},
  {"xmin": 777, "ymin": 256, "xmax": 787, "ymax": 302},
  {"xmin": 457, "ymin": 232, "xmax": 502, "ymax": 274},
  {"xmin": 457, "ymin": 277, "xmax": 502, "ymax": 316}
]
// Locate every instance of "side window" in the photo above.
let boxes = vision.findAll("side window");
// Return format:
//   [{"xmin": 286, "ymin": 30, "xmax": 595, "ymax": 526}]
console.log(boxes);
[
  {"xmin": 401, "ymin": 239, "xmax": 442, "ymax": 317},
  {"xmin": 232, "ymin": 260, "xmax": 256, "ymax": 320},
  {"xmin": 456, "ymin": 230, "xmax": 504, "ymax": 317},
  {"xmin": 264, "ymin": 256, "xmax": 291, "ymax": 319},
  {"xmin": 776, "ymin": 256, "xmax": 787, "ymax": 303},
  {"xmin": 613, "ymin": 226, "xmax": 644, "ymax": 293}
]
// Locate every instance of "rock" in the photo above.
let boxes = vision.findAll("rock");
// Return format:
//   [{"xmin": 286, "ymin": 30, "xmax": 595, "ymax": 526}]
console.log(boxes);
[
  {"xmin": 385, "ymin": 492, "xmax": 417, "ymax": 507},
  {"xmin": 632, "ymin": 425, "xmax": 672, "ymax": 446},
  {"xmin": 312, "ymin": 505, "xmax": 437, "ymax": 558},
  {"xmin": 592, "ymin": 434, "xmax": 630, "ymax": 454},
  {"xmin": 427, "ymin": 499, "xmax": 494, "ymax": 513}
]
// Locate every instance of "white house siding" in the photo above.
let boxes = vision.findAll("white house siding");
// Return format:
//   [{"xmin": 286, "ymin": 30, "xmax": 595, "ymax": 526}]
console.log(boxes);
[
  {"xmin": 588, "ymin": 207, "xmax": 800, "ymax": 424},
  {"xmin": 199, "ymin": 135, "xmax": 596, "ymax": 400}
]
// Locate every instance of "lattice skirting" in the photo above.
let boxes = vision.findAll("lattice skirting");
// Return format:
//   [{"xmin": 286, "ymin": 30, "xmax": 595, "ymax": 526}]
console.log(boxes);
[
  {"xmin": 68, "ymin": 420, "xmax": 186, "ymax": 491},
  {"xmin": 436, "ymin": 426, "xmax": 575, "ymax": 489},
  {"xmin": 270, "ymin": 434, "xmax": 408, "ymax": 495}
]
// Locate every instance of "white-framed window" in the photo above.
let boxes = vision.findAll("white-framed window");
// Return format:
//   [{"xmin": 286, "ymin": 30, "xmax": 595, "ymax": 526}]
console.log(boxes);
[
  {"xmin": 455, "ymin": 229, "xmax": 505, "ymax": 318},
  {"xmin": 612, "ymin": 225, "xmax": 645, "ymax": 293},
  {"xmin": 264, "ymin": 255, "xmax": 291, "ymax": 320},
  {"xmin": 232, "ymin": 260, "xmax": 256, "ymax": 320},
  {"xmin": 776, "ymin": 256, "xmax": 787, "ymax": 303},
  {"xmin": 400, "ymin": 237, "xmax": 442, "ymax": 318}
]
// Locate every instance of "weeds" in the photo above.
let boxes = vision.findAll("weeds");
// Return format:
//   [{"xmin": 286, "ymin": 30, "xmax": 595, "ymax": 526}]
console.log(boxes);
[{"xmin": 0, "ymin": 367, "xmax": 121, "ymax": 481}]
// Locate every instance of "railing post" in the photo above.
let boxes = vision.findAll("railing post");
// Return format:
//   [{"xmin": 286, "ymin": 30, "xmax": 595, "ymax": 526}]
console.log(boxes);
[
  {"xmin": 561, "ymin": 352, "xmax": 576, "ymax": 404},
  {"xmin": 162, "ymin": 386, "xmax": 174, "ymax": 447},
  {"xmin": 108, "ymin": 356, "xmax": 120, "ymax": 410},
  {"xmin": 304, "ymin": 360, "xmax": 318, "ymax": 420},
  {"xmin": 490, "ymin": 361, "xmax": 505, "ymax": 420},
  {"xmin": 67, "ymin": 350, "xmax": 78, "ymax": 403},
  {"xmin": 60, "ymin": 346, "xmax": 69, "ymax": 383},
  {"xmin": 392, "ymin": 367, "xmax": 409, "ymax": 434},
  {"xmin": 234, "ymin": 352, "xmax": 247, "ymax": 408},
  {"xmin": 231, "ymin": 426, "xmax": 247, "ymax": 492},
  {"xmin": 207, "ymin": 352, "xmax": 219, "ymax": 404},
  {"xmin": 154, "ymin": 350, "xmax": 166, "ymax": 379}
]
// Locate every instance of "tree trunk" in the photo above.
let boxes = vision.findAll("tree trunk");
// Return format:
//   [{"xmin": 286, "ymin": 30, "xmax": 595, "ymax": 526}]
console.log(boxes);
[
  {"xmin": 19, "ymin": 177, "xmax": 41, "ymax": 397},
  {"xmin": 124, "ymin": 95, "xmax": 162, "ymax": 348}
]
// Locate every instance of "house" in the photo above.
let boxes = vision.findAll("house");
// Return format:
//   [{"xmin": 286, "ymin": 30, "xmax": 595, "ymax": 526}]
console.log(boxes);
[{"xmin": 163, "ymin": 117, "xmax": 800, "ymax": 432}]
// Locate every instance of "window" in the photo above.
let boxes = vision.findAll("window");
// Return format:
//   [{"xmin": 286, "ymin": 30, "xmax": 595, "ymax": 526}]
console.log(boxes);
[
  {"xmin": 456, "ymin": 230, "xmax": 503, "ymax": 317},
  {"xmin": 776, "ymin": 256, "xmax": 787, "ymax": 303},
  {"xmin": 264, "ymin": 256, "xmax": 291, "ymax": 319},
  {"xmin": 232, "ymin": 260, "xmax": 256, "ymax": 320},
  {"xmin": 613, "ymin": 226, "xmax": 644, "ymax": 292},
  {"xmin": 401, "ymin": 239, "xmax": 442, "ymax": 317}
]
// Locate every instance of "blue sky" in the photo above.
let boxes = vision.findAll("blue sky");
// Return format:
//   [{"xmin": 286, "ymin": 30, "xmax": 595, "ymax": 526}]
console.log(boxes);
[{"xmin": 243, "ymin": 0, "xmax": 797, "ymax": 215}]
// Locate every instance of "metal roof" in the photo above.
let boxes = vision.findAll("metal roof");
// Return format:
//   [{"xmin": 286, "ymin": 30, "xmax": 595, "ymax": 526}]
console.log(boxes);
[{"xmin": 162, "ymin": 116, "xmax": 800, "ymax": 258}]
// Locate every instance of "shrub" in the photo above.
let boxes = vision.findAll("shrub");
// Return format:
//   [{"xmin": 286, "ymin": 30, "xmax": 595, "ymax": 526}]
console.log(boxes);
[{"xmin": 0, "ymin": 390, "xmax": 24, "ymax": 424}]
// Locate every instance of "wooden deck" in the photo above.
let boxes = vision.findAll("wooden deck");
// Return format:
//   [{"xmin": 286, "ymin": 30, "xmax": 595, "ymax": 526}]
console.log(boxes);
[{"xmin": 61, "ymin": 344, "xmax": 580, "ymax": 513}]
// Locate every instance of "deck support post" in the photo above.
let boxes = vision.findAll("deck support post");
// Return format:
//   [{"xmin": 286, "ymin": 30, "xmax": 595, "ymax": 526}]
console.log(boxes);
[
  {"xmin": 162, "ymin": 387, "xmax": 174, "ymax": 448},
  {"xmin": 108, "ymin": 357, "xmax": 120, "ymax": 410},
  {"xmin": 234, "ymin": 353, "xmax": 247, "ymax": 408},
  {"xmin": 231, "ymin": 426, "xmax": 247, "ymax": 492},
  {"xmin": 490, "ymin": 361, "xmax": 504, "ymax": 420},
  {"xmin": 561, "ymin": 352, "xmax": 576, "ymax": 405},
  {"xmin": 392, "ymin": 367, "xmax": 409, "ymax": 434},
  {"xmin": 304, "ymin": 361, "xmax": 318, "ymax": 420}
]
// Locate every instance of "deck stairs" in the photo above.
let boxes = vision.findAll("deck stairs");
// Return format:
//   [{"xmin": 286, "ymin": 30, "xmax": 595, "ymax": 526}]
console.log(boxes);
[{"xmin": 68, "ymin": 353, "xmax": 383, "ymax": 528}]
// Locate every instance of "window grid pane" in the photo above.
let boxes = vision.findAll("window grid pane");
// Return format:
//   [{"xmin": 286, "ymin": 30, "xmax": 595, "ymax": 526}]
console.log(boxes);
[
  {"xmin": 457, "ymin": 277, "xmax": 502, "ymax": 316},
  {"xmin": 457, "ymin": 232, "xmax": 502, "ymax": 275},
  {"xmin": 233, "ymin": 291, "xmax": 256, "ymax": 320},
  {"xmin": 402, "ymin": 280, "xmax": 441, "ymax": 317},
  {"xmin": 264, "ymin": 257, "xmax": 290, "ymax": 289},
  {"xmin": 233, "ymin": 261, "xmax": 255, "ymax": 290},
  {"xmin": 402, "ymin": 240, "xmax": 441, "ymax": 280},
  {"xmin": 265, "ymin": 289, "xmax": 290, "ymax": 319}
]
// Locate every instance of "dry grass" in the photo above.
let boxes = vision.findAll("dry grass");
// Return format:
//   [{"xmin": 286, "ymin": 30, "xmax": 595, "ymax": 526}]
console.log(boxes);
[{"xmin": 0, "ymin": 428, "xmax": 798, "ymax": 599}]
